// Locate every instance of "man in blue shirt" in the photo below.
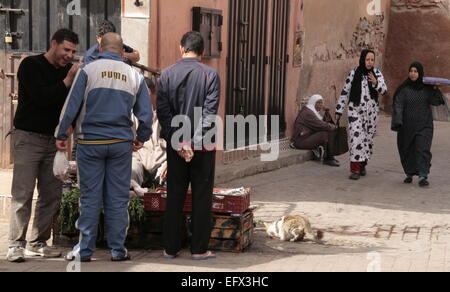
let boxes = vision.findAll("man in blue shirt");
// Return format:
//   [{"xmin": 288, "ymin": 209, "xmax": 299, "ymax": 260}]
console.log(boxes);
[{"xmin": 83, "ymin": 20, "xmax": 140, "ymax": 65}]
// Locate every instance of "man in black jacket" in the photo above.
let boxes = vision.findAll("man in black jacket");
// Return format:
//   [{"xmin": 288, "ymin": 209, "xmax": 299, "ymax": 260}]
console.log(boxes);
[
  {"xmin": 7, "ymin": 29, "xmax": 79, "ymax": 263},
  {"xmin": 157, "ymin": 31, "xmax": 220, "ymax": 260}
]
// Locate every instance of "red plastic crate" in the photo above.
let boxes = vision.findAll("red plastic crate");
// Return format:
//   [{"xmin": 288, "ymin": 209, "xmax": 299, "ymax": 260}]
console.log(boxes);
[
  {"xmin": 143, "ymin": 189, "xmax": 192, "ymax": 213},
  {"xmin": 144, "ymin": 188, "xmax": 251, "ymax": 215}
]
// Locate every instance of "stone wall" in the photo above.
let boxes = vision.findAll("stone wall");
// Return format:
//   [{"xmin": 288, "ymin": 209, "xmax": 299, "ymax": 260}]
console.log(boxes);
[{"xmin": 383, "ymin": 0, "xmax": 450, "ymax": 112}]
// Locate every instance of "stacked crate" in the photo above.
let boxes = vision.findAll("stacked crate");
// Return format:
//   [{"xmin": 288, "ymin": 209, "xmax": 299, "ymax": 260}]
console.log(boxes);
[
  {"xmin": 144, "ymin": 188, "xmax": 254, "ymax": 252},
  {"xmin": 208, "ymin": 211, "xmax": 254, "ymax": 253}
]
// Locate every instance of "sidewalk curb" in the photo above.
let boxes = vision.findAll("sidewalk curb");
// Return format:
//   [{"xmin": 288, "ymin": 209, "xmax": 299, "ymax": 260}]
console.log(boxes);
[{"xmin": 215, "ymin": 150, "xmax": 312, "ymax": 185}]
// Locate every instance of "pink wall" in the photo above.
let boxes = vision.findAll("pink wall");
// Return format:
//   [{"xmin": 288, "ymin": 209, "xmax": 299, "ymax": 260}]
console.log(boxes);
[
  {"xmin": 149, "ymin": 0, "xmax": 229, "ymax": 162},
  {"xmin": 150, "ymin": 0, "xmax": 304, "ymax": 163},
  {"xmin": 284, "ymin": 0, "xmax": 303, "ymax": 139},
  {"xmin": 383, "ymin": 2, "xmax": 450, "ymax": 112},
  {"xmin": 297, "ymin": 0, "xmax": 392, "ymax": 116}
]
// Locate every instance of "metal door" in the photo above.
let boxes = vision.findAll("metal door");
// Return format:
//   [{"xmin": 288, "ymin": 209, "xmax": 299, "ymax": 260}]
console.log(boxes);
[
  {"xmin": 226, "ymin": 0, "xmax": 290, "ymax": 149},
  {"xmin": 226, "ymin": 0, "xmax": 269, "ymax": 149},
  {"xmin": 0, "ymin": 0, "xmax": 121, "ymax": 168},
  {"xmin": 268, "ymin": 0, "xmax": 290, "ymax": 138}
]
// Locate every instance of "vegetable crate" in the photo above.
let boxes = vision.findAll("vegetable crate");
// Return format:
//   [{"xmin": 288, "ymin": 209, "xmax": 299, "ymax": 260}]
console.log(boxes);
[
  {"xmin": 207, "ymin": 211, "xmax": 254, "ymax": 253},
  {"xmin": 144, "ymin": 188, "xmax": 251, "ymax": 215}
]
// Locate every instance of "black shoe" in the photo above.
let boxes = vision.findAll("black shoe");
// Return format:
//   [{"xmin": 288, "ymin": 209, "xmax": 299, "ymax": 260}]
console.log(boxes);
[
  {"xmin": 324, "ymin": 159, "xmax": 340, "ymax": 167},
  {"xmin": 111, "ymin": 254, "xmax": 131, "ymax": 262},
  {"xmin": 419, "ymin": 178, "xmax": 430, "ymax": 188},
  {"xmin": 404, "ymin": 177, "xmax": 413, "ymax": 184},
  {"xmin": 349, "ymin": 173, "xmax": 361, "ymax": 180},
  {"xmin": 360, "ymin": 166, "xmax": 367, "ymax": 177}
]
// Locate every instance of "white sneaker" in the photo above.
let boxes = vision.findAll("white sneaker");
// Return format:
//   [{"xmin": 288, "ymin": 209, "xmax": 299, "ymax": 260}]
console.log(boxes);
[
  {"xmin": 6, "ymin": 247, "xmax": 25, "ymax": 263},
  {"xmin": 25, "ymin": 245, "xmax": 62, "ymax": 258}
]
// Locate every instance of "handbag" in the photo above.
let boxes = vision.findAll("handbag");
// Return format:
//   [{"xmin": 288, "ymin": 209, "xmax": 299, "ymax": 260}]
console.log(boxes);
[{"xmin": 329, "ymin": 121, "xmax": 349, "ymax": 157}]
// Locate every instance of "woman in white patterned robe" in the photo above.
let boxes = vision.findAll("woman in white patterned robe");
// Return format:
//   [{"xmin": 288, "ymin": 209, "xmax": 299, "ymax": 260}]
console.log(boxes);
[{"xmin": 335, "ymin": 49, "xmax": 388, "ymax": 180}]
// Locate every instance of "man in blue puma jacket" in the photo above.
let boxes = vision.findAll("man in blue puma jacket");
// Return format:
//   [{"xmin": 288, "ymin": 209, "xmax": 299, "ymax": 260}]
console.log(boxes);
[{"xmin": 55, "ymin": 33, "xmax": 152, "ymax": 262}]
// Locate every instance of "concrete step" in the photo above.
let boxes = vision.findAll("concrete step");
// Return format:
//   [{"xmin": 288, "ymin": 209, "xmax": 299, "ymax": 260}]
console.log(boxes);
[{"xmin": 215, "ymin": 149, "xmax": 312, "ymax": 185}]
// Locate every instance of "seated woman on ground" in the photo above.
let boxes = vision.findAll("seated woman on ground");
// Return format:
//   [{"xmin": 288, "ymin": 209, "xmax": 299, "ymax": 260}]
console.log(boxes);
[{"xmin": 291, "ymin": 95, "xmax": 340, "ymax": 167}]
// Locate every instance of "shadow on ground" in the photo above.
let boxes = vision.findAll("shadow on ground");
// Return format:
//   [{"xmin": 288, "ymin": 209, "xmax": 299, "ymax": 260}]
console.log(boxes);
[{"xmin": 0, "ymin": 229, "xmax": 391, "ymax": 272}]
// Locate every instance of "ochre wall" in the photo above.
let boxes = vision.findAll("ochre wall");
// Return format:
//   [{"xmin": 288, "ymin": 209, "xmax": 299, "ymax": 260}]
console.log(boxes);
[{"xmin": 297, "ymin": 0, "xmax": 392, "ymax": 114}]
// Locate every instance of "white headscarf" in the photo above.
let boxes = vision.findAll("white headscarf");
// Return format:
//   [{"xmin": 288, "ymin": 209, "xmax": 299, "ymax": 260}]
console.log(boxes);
[{"xmin": 306, "ymin": 95, "xmax": 324, "ymax": 120}]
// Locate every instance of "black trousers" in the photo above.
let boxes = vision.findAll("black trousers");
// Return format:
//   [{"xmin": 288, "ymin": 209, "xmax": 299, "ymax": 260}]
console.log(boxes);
[{"xmin": 164, "ymin": 148, "xmax": 216, "ymax": 255}]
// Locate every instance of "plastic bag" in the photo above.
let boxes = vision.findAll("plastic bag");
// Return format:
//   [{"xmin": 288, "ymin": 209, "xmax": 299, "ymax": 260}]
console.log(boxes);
[{"xmin": 53, "ymin": 151, "xmax": 70, "ymax": 181}]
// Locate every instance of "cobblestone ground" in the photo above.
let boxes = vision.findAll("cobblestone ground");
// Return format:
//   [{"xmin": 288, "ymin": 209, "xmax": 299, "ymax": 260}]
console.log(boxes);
[{"xmin": 1, "ymin": 116, "xmax": 450, "ymax": 272}]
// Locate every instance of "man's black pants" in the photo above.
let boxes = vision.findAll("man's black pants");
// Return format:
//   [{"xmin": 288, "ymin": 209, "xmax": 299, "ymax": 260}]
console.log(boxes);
[{"xmin": 164, "ymin": 148, "xmax": 216, "ymax": 255}]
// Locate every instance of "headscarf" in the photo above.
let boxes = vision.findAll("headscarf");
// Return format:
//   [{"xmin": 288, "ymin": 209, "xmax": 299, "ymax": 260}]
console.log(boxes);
[
  {"xmin": 306, "ymin": 95, "xmax": 324, "ymax": 120},
  {"xmin": 349, "ymin": 49, "xmax": 379, "ymax": 106},
  {"xmin": 393, "ymin": 62, "xmax": 425, "ymax": 103}
]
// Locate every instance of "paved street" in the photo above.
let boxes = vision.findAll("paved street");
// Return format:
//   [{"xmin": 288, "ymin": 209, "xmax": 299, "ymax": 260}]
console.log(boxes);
[{"xmin": 1, "ymin": 115, "xmax": 450, "ymax": 272}]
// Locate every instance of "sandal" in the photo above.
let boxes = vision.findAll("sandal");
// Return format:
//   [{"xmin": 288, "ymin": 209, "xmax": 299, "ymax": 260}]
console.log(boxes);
[
  {"xmin": 163, "ymin": 251, "xmax": 180, "ymax": 259},
  {"xmin": 192, "ymin": 251, "xmax": 216, "ymax": 261}
]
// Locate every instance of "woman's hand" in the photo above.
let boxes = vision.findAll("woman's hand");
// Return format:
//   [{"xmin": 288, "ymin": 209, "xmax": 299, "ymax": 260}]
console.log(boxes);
[
  {"xmin": 335, "ymin": 114, "xmax": 342, "ymax": 123},
  {"xmin": 391, "ymin": 123, "xmax": 402, "ymax": 132},
  {"xmin": 368, "ymin": 72, "xmax": 378, "ymax": 86}
]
